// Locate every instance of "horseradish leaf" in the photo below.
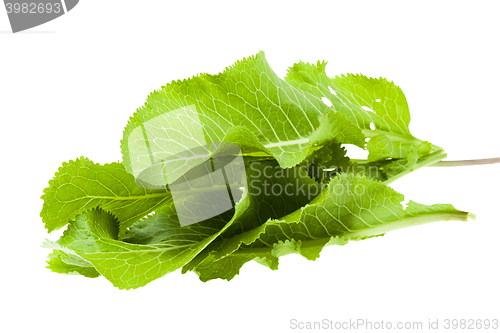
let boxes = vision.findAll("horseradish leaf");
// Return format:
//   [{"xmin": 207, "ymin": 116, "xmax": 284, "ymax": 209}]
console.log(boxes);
[
  {"xmin": 48, "ymin": 209, "xmax": 231, "ymax": 289},
  {"xmin": 40, "ymin": 157, "xmax": 172, "ymax": 234},
  {"xmin": 186, "ymin": 174, "xmax": 472, "ymax": 281},
  {"xmin": 285, "ymin": 60, "xmax": 441, "ymax": 162},
  {"xmin": 48, "ymin": 160, "xmax": 321, "ymax": 289},
  {"xmin": 46, "ymin": 250, "xmax": 100, "ymax": 278},
  {"xmin": 40, "ymin": 52, "xmax": 477, "ymax": 289},
  {"xmin": 121, "ymin": 52, "xmax": 364, "ymax": 186}
]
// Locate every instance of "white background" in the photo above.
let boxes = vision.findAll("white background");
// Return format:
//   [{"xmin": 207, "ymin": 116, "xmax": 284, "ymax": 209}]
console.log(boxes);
[{"xmin": 1, "ymin": 1, "xmax": 499, "ymax": 332}]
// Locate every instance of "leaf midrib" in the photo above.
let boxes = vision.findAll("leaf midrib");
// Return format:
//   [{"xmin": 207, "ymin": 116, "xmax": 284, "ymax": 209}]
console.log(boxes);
[{"xmin": 232, "ymin": 211, "xmax": 470, "ymax": 256}]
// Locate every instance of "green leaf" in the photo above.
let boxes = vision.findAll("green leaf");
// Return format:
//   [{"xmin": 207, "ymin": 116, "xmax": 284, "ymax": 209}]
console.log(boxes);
[
  {"xmin": 186, "ymin": 174, "xmax": 472, "ymax": 282},
  {"xmin": 40, "ymin": 157, "xmax": 172, "ymax": 234},
  {"xmin": 367, "ymin": 135, "xmax": 432, "ymax": 163},
  {"xmin": 40, "ymin": 52, "xmax": 475, "ymax": 289},
  {"xmin": 45, "ymin": 159, "xmax": 320, "ymax": 289},
  {"xmin": 285, "ymin": 60, "xmax": 441, "ymax": 162},
  {"xmin": 121, "ymin": 51, "xmax": 364, "ymax": 186},
  {"xmin": 46, "ymin": 208, "xmax": 231, "ymax": 289},
  {"xmin": 301, "ymin": 139, "xmax": 351, "ymax": 183},
  {"xmin": 46, "ymin": 250, "xmax": 100, "ymax": 278},
  {"xmin": 118, "ymin": 159, "xmax": 320, "ymax": 276},
  {"xmin": 176, "ymin": 160, "xmax": 320, "ymax": 272}
]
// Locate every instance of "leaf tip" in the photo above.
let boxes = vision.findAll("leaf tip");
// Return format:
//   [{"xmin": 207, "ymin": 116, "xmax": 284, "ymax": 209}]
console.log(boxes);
[{"xmin": 466, "ymin": 212, "xmax": 477, "ymax": 221}]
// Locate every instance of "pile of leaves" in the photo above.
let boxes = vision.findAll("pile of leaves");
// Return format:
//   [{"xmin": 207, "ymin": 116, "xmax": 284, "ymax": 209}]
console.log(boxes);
[{"xmin": 41, "ymin": 52, "xmax": 473, "ymax": 289}]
